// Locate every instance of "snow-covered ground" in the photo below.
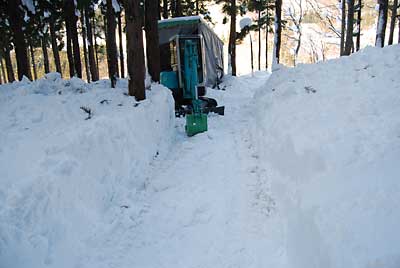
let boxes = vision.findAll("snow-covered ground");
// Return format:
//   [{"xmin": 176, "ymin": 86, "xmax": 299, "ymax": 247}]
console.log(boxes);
[
  {"xmin": 0, "ymin": 74, "xmax": 175, "ymax": 267},
  {"xmin": 1, "ymin": 45, "xmax": 400, "ymax": 268},
  {"xmin": 76, "ymin": 72, "xmax": 275, "ymax": 267},
  {"xmin": 254, "ymin": 44, "xmax": 400, "ymax": 268}
]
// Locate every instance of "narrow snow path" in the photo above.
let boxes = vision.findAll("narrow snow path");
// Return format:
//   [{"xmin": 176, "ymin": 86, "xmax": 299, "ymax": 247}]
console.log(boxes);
[{"xmin": 86, "ymin": 72, "xmax": 282, "ymax": 268}]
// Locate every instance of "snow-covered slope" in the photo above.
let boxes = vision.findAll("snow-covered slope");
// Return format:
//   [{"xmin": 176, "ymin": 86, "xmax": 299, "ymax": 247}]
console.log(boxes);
[
  {"xmin": 254, "ymin": 45, "xmax": 400, "ymax": 268},
  {"xmin": 0, "ymin": 74, "xmax": 175, "ymax": 268}
]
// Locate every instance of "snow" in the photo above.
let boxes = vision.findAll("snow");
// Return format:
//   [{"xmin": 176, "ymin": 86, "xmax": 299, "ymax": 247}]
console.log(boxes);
[
  {"xmin": 0, "ymin": 75, "xmax": 175, "ymax": 267},
  {"xmin": 112, "ymin": 0, "xmax": 121, "ymax": 13},
  {"xmin": 21, "ymin": 0, "xmax": 35, "ymax": 14},
  {"xmin": 254, "ymin": 45, "xmax": 400, "ymax": 268},
  {"xmin": 73, "ymin": 72, "xmax": 275, "ymax": 267},
  {"xmin": 240, "ymin": 17, "xmax": 253, "ymax": 30},
  {"xmin": 23, "ymin": 13, "xmax": 30, "ymax": 23},
  {"xmin": 75, "ymin": 9, "xmax": 81, "ymax": 17},
  {"xmin": 73, "ymin": 0, "xmax": 80, "ymax": 17},
  {"xmin": 1, "ymin": 45, "xmax": 400, "ymax": 268},
  {"xmin": 158, "ymin": 15, "xmax": 203, "ymax": 23}
]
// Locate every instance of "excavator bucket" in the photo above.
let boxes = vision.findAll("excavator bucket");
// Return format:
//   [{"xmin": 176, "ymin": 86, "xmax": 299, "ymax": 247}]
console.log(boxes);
[{"xmin": 185, "ymin": 113, "xmax": 208, "ymax": 136}]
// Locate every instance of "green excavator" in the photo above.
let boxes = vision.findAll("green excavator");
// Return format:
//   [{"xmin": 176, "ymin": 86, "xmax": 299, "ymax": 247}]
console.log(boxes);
[{"xmin": 158, "ymin": 17, "xmax": 225, "ymax": 136}]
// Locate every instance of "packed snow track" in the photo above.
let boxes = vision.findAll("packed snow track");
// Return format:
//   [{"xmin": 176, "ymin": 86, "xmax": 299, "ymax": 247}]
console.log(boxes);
[{"xmin": 82, "ymin": 72, "xmax": 278, "ymax": 268}]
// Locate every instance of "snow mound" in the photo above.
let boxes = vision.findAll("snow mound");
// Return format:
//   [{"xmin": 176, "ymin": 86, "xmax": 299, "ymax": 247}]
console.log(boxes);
[
  {"xmin": 0, "ymin": 76, "xmax": 175, "ymax": 268},
  {"xmin": 255, "ymin": 45, "xmax": 400, "ymax": 268}
]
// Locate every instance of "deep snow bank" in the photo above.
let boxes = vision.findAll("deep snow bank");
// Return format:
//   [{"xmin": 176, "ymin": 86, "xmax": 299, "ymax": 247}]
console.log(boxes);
[
  {"xmin": 0, "ymin": 74, "xmax": 175, "ymax": 267},
  {"xmin": 255, "ymin": 45, "xmax": 400, "ymax": 268}
]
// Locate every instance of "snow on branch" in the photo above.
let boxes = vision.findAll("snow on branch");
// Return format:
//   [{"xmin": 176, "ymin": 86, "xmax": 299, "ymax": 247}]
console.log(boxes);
[{"xmin": 21, "ymin": 0, "xmax": 35, "ymax": 14}]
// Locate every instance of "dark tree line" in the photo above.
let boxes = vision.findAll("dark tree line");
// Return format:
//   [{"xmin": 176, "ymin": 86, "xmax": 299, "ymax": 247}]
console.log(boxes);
[
  {"xmin": 0, "ymin": 0, "xmax": 215, "ymax": 98},
  {"xmin": 2, "ymin": 0, "xmax": 397, "ymax": 90},
  {"xmin": 3, "ymin": 0, "xmax": 32, "ymax": 81},
  {"xmin": 0, "ymin": 0, "xmax": 155, "ymax": 99},
  {"xmin": 0, "ymin": 0, "xmax": 278, "ymax": 89}
]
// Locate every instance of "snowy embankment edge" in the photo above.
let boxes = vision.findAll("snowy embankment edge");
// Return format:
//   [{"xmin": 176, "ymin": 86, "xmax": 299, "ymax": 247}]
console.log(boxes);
[
  {"xmin": 0, "ymin": 76, "xmax": 176, "ymax": 267},
  {"xmin": 253, "ymin": 45, "xmax": 400, "ymax": 268}
]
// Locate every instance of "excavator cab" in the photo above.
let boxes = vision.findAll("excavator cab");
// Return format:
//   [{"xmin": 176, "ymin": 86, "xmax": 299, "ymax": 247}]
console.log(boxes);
[{"xmin": 161, "ymin": 35, "xmax": 206, "ymax": 104}]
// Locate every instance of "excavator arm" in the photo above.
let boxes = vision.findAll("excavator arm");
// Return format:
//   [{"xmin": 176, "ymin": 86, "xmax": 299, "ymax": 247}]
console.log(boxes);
[{"xmin": 183, "ymin": 40, "xmax": 208, "ymax": 136}]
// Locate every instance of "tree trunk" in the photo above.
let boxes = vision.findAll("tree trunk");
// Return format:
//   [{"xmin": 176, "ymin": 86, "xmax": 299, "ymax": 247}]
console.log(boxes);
[
  {"xmin": 356, "ymin": 0, "xmax": 361, "ymax": 51},
  {"xmin": 106, "ymin": 0, "xmax": 119, "ymax": 88},
  {"xmin": 0, "ymin": 63, "xmax": 3, "ymax": 85},
  {"xmin": 93, "ymin": 16, "xmax": 100, "ymax": 77},
  {"xmin": 170, "ymin": 0, "xmax": 176, "ymax": 17},
  {"xmin": 145, "ymin": 0, "xmax": 161, "ymax": 82},
  {"xmin": 29, "ymin": 43, "xmax": 37, "ymax": 80},
  {"xmin": 81, "ymin": 11, "xmax": 90, "ymax": 82},
  {"xmin": 340, "ymin": 0, "xmax": 346, "ymax": 55},
  {"xmin": 66, "ymin": 20, "xmax": 75, "ymax": 77},
  {"xmin": 125, "ymin": 0, "xmax": 146, "ymax": 100},
  {"xmin": 66, "ymin": 33, "xmax": 75, "ymax": 77},
  {"xmin": 295, "ymin": 32, "xmax": 302, "ymax": 65},
  {"xmin": 175, "ymin": 0, "xmax": 182, "ymax": 17},
  {"xmin": 250, "ymin": 34, "xmax": 254, "ymax": 74},
  {"xmin": 41, "ymin": 35, "xmax": 50, "ymax": 74},
  {"xmin": 196, "ymin": 0, "xmax": 199, "ymax": 15},
  {"xmin": 118, "ymin": 12, "xmax": 125, "ymax": 78},
  {"xmin": 49, "ymin": 18, "xmax": 62, "ymax": 76},
  {"xmin": 0, "ymin": 57, "xmax": 5, "ymax": 84},
  {"xmin": 344, "ymin": 0, "xmax": 355, "ymax": 55},
  {"xmin": 375, "ymin": 0, "xmax": 389, "ymax": 47},
  {"xmin": 229, "ymin": 0, "xmax": 237, "ymax": 76},
  {"xmin": 398, "ymin": 16, "xmax": 400, "ymax": 43},
  {"xmin": 265, "ymin": 3, "xmax": 269, "ymax": 70},
  {"xmin": 258, "ymin": 9, "xmax": 261, "ymax": 70},
  {"xmin": 265, "ymin": 26, "xmax": 268, "ymax": 69},
  {"xmin": 7, "ymin": 0, "xmax": 32, "ymax": 80},
  {"xmin": 3, "ymin": 46, "xmax": 15, "ymax": 82},
  {"xmin": 163, "ymin": 0, "xmax": 169, "ymax": 18},
  {"xmin": 388, "ymin": 0, "xmax": 398, "ymax": 45},
  {"xmin": 64, "ymin": 0, "xmax": 82, "ymax": 78},
  {"xmin": 158, "ymin": 0, "xmax": 162, "ymax": 19},
  {"xmin": 71, "ymin": 9, "xmax": 82, "ymax": 78},
  {"xmin": 273, "ymin": 0, "xmax": 282, "ymax": 65},
  {"xmin": 64, "ymin": 0, "xmax": 75, "ymax": 77},
  {"xmin": 85, "ymin": 6, "xmax": 99, "ymax": 81}
]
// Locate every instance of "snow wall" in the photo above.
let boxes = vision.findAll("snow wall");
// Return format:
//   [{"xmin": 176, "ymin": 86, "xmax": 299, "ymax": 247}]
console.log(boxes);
[
  {"xmin": 0, "ymin": 75, "xmax": 175, "ymax": 267},
  {"xmin": 254, "ymin": 45, "xmax": 400, "ymax": 268}
]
